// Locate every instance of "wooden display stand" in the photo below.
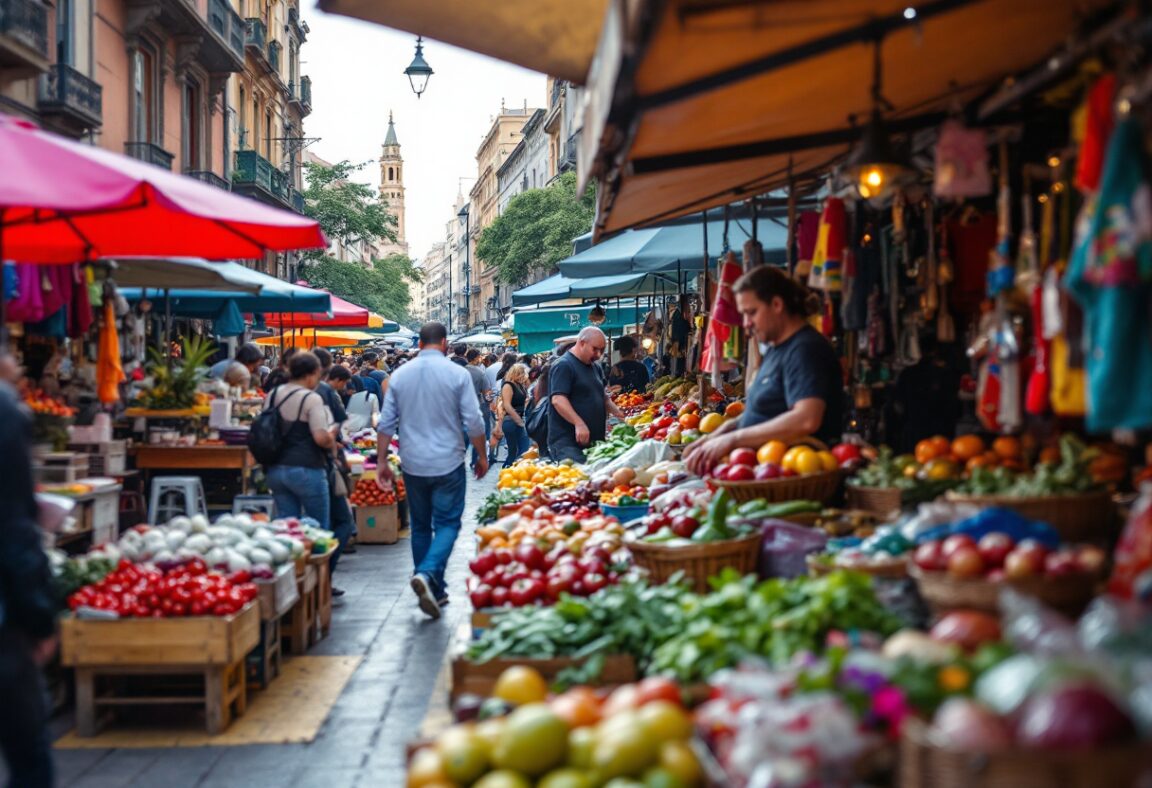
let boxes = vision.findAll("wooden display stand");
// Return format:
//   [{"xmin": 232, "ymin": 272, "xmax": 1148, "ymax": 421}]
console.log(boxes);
[
  {"xmin": 248, "ymin": 565, "xmax": 299, "ymax": 689},
  {"xmin": 354, "ymin": 504, "xmax": 400, "ymax": 544},
  {"xmin": 309, "ymin": 548, "xmax": 336, "ymax": 637},
  {"xmin": 281, "ymin": 564, "xmax": 318, "ymax": 655},
  {"xmin": 59, "ymin": 603, "xmax": 260, "ymax": 736}
]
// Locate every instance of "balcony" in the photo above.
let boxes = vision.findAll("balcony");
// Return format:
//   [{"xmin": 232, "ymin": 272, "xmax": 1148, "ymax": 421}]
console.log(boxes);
[
  {"xmin": 37, "ymin": 64, "xmax": 102, "ymax": 134},
  {"xmin": 124, "ymin": 141, "xmax": 174, "ymax": 170},
  {"xmin": 0, "ymin": 0, "xmax": 49, "ymax": 72},
  {"xmin": 244, "ymin": 17, "xmax": 265, "ymax": 53},
  {"xmin": 560, "ymin": 135, "xmax": 578, "ymax": 172},
  {"xmin": 267, "ymin": 39, "xmax": 280, "ymax": 74},
  {"xmin": 207, "ymin": 0, "xmax": 244, "ymax": 64},
  {"xmin": 291, "ymin": 190, "xmax": 304, "ymax": 213},
  {"xmin": 288, "ymin": 75, "xmax": 312, "ymax": 116},
  {"xmin": 185, "ymin": 170, "xmax": 230, "ymax": 190},
  {"xmin": 233, "ymin": 149, "xmax": 300, "ymax": 211}
]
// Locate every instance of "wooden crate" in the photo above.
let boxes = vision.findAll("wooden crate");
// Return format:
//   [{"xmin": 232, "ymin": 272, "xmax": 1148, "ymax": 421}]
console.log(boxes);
[
  {"xmin": 255, "ymin": 564, "xmax": 300, "ymax": 622},
  {"xmin": 59, "ymin": 603, "xmax": 259, "ymax": 736},
  {"xmin": 60, "ymin": 602, "xmax": 260, "ymax": 667},
  {"xmin": 281, "ymin": 564, "xmax": 317, "ymax": 655},
  {"xmin": 246, "ymin": 617, "xmax": 282, "ymax": 691},
  {"xmin": 309, "ymin": 550, "xmax": 334, "ymax": 637},
  {"xmin": 450, "ymin": 652, "xmax": 636, "ymax": 702}
]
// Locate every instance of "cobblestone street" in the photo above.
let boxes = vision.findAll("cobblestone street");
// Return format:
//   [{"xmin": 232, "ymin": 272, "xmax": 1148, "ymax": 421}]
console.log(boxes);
[{"xmin": 41, "ymin": 471, "xmax": 499, "ymax": 788}]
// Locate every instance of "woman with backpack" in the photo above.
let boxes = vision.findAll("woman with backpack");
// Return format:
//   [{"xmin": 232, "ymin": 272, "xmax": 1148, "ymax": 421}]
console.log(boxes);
[
  {"xmin": 258, "ymin": 352, "xmax": 340, "ymax": 528},
  {"xmin": 499, "ymin": 363, "xmax": 532, "ymax": 467}
]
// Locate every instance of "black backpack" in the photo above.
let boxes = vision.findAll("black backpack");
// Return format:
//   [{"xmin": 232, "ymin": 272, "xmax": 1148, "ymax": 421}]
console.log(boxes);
[
  {"xmin": 248, "ymin": 387, "xmax": 306, "ymax": 466},
  {"xmin": 525, "ymin": 395, "xmax": 550, "ymax": 448}
]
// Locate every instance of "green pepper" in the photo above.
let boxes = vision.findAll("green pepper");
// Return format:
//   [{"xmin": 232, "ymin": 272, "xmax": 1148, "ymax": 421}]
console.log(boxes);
[
  {"xmin": 644, "ymin": 527, "xmax": 678, "ymax": 543},
  {"xmin": 693, "ymin": 489, "xmax": 733, "ymax": 542},
  {"xmin": 762, "ymin": 500, "xmax": 823, "ymax": 517}
]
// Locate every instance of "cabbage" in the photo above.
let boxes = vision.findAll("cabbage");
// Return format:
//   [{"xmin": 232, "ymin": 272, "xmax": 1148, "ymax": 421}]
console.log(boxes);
[
  {"xmin": 214, "ymin": 515, "xmax": 236, "ymax": 529},
  {"xmin": 248, "ymin": 547, "xmax": 273, "ymax": 566},
  {"xmin": 168, "ymin": 516, "xmax": 192, "ymax": 532},
  {"xmin": 183, "ymin": 534, "xmax": 212, "ymax": 554},
  {"xmin": 253, "ymin": 527, "xmax": 274, "ymax": 542},
  {"xmin": 267, "ymin": 542, "xmax": 290, "ymax": 565},
  {"xmin": 190, "ymin": 514, "xmax": 210, "ymax": 531},
  {"xmin": 205, "ymin": 547, "xmax": 227, "ymax": 567},
  {"xmin": 224, "ymin": 549, "xmax": 251, "ymax": 573},
  {"xmin": 165, "ymin": 531, "xmax": 187, "ymax": 551}
]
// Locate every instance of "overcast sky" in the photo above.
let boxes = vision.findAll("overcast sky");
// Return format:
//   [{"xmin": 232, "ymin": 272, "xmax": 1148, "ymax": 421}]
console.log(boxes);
[{"xmin": 301, "ymin": 5, "xmax": 545, "ymax": 263}]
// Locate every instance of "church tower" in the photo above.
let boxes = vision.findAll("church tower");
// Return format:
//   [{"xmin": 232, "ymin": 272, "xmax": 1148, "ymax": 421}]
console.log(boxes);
[{"xmin": 378, "ymin": 111, "xmax": 409, "ymax": 257}]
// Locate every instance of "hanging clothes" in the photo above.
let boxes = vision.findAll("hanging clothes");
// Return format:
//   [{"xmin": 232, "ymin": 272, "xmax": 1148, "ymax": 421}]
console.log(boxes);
[
  {"xmin": 793, "ymin": 211, "xmax": 820, "ymax": 280},
  {"xmin": 1066, "ymin": 117, "xmax": 1152, "ymax": 433},
  {"xmin": 1074, "ymin": 73, "xmax": 1117, "ymax": 194},
  {"xmin": 96, "ymin": 299, "xmax": 125, "ymax": 404},
  {"xmin": 699, "ymin": 251, "xmax": 744, "ymax": 387},
  {"xmin": 809, "ymin": 198, "xmax": 846, "ymax": 292},
  {"xmin": 934, "ymin": 119, "xmax": 992, "ymax": 199},
  {"xmin": 69, "ymin": 265, "xmax": 94, "ymax": 338}
]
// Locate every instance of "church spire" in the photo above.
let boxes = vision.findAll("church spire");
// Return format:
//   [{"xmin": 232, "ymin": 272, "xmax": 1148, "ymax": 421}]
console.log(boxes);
[{"xmin": 384, "ymin": 111, "xmax": 399, "ymax": 147}]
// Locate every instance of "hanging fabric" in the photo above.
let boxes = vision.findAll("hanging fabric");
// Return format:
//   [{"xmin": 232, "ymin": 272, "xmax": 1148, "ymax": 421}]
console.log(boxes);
[
  {"xmin": 699, "ymin": 250, "xmax": 744, "ymax": 388},
  {"xmin": 934, "ymin": 119, "xmax": 992, "ymax": 198},
  {"xmin": 1074, "ymin": 73, "xmax": 1117, "ymax": 194},
  {"xmin": 810, "ymin": 198, "xmax": 846, "ymax": 291},
  {"xmin": 97, "ymin": 299, "xmax": 125, "ymax": 404}
]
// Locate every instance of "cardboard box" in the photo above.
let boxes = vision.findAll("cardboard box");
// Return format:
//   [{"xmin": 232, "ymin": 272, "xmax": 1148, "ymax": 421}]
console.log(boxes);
[{"xmin": 355, "ymin": 504, "xmax": 399, "ymax": 544}]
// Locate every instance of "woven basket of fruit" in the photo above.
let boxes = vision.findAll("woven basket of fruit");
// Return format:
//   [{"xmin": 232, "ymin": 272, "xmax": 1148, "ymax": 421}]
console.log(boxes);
[
  {"xmin": 714, "ymin": 469, "xmax": 844, "ymax": 504},
  {"xmin": 627, "ymin": 532, "xmax": 762, "ymax": 593},
  {"xmin": 846, "ymin": 485, "xmax": 903, "ymax": 518},
  {"xmin": 943, "ymin": 490, "xmax": 1115, "ymax": 543},
  {"xmin": 909, "ymin": 565, "xmax": 1098, "ymax": 618}
]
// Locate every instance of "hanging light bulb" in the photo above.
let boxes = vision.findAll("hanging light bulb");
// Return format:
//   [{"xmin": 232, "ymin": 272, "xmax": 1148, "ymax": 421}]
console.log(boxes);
[
  {"xmin": 843, "ymin": 39, "xmax": 916, "ymax": 200},
  {"xmin": 588, "ymin": 301, "xmax": 606, "ymax": 325},
  {"xmin": 641, "ymin": 337, "xmax": 655, "ymax": 351},
  {"xmin": 404, "ymin": 36, "xmax": 433, "ymax": 98}
]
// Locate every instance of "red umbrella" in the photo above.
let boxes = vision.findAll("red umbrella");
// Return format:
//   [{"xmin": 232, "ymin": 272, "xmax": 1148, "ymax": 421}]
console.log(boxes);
[
  {"xmin": 264, "ymin": 289, "xmax": 371, "ymax": 329},
  {"xmin": 0, "ymin": 114, "xmax": 326, "ymax": 263}
]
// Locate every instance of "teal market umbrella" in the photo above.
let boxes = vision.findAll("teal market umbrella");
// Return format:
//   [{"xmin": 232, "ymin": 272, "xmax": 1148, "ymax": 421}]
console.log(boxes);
[{"xmin": 211, "ymin": 299, "xmax": 246, "ymax": 337}]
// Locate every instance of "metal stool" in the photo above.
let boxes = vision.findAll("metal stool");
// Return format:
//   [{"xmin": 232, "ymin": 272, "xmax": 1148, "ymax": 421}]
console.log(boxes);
[
  {"xmin": 147, "ymin": 476, "xmax": 208, "ymax": 525},
  {"xmin": 233, "ymin": 495, "xmax": 276, "ymax": 519}
]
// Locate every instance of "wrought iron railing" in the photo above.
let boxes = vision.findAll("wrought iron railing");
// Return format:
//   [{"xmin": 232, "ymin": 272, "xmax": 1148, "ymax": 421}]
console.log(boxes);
[
  {"xmin": 0, "ymin": 0, "xmax": 48, "ymax": 59},
  {"xmin": 185, "ymin": 170, "xmax": 231, "ymax": 190},
  {"xmin": 124, "ymin": 141, "xmax": 174, "ymax": 170},
  {"xmin": 37, "ymin": 63, "xmax": 102, "ymax": 128}
]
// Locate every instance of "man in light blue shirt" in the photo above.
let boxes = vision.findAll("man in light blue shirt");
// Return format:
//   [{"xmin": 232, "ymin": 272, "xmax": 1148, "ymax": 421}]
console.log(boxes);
[{"xmin": 376, "ymin": 322, "xmax": 487, "ymax": 618}]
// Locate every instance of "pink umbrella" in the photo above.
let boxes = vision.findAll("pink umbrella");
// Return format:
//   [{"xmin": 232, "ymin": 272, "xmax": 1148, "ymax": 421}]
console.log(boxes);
[
  {"xmin": 0, "ymin": 114, "xmax": 326, "ymax": 263},
  {"xmin": 264, "ymin": 287, "xmax": 371, "ymax": 329}
]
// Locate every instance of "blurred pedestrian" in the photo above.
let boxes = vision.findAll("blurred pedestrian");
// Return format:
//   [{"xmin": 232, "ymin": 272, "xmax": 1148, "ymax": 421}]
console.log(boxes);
[
  {"xmin": 465, "ymin": 349, "xmax": 493, "ymax": 469},
  {"xmin": 608, "ymin": 336, "xmax": 651, "ymax": 393},
  {"xmin": 376, "ymin": 323, "xmax": 487, "ymax": 619},
  {"xmin": 0, "ymin": 355, "xmax": 57, "ymax": 788},
  {"xmin": 499, "ymin": 363, "xmax": 531, "ymax": 466},
  {"xmin": 262, "ymin": 347, "xmax": 297, "ymax": 391},
  {"xmin": 548, "ymin": 327, "xmax": 625, "ymax": 462},
  {"xmin": 209, "ymin": 343, "xmax": 265, "ymax": 389}
]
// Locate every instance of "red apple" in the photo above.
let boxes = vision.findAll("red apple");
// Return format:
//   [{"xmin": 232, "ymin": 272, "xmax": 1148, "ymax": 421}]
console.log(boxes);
[
  {"xmin": 977, "ymin": 533, "xmax": 1015, "ymax": 568},
  {"xmin": 831, "ymin": 443, "xmax": 862, "ymax": 465},
  {"xmin": 711, "ymin": 463, "xmax": 731, "ymax": 480},
  {"xmin": 913, "ymin": 541, "xmax": 947, "ymax": 571},
  {"xmin": 1015, "ymin": 539, "xmax": 1050, "ymax": 560},
  {"xmin": 942, "ymin": 534, "xmax": 977, "ymax": 558},
  {"xmin": 1004, "ymin": 547, "xmax": 1045, "ymax": 579},
  {"xmin": 729, "ymin": 448, "xmax": 758, "ymax": 467},
  {"xmin": 948, "ymin": 546, "xmax": 985, "ymax": 578},
  {"xmin": 726, "ymin": 464, "xmax": 755, "ymax": 482},
  {"xmin": 753, "ymin": 463, "xmax": 780, "ymax": 480},
  {"xmin": 1044, "ymin": 550, "xmax": 1083, "ymax": 577}
]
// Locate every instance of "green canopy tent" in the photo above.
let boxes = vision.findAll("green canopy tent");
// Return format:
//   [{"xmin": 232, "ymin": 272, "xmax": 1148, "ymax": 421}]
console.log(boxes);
[{"xmin": 513, "ymin": 302, "xmax": 645, "ymax": 354}]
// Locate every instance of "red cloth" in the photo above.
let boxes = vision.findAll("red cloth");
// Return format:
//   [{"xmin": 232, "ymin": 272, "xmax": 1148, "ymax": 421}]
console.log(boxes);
[
  {"xmin": 1075, "ymin": 73, "xmax": 1117, "ymax": 194},
  {"xmin": 945, "ymin": 213, "xmax": 997, "ymax": 315},
  {"xmin": 263, "ymin": 289, "xmax": 371, "ymax": 329},
  {"xmin": 0, "ymin": 114, "xmax": 325, "ymax": 263},
  {"xmin": 1024, "ymin": 286, "xmax": 1050, "ymax": 415}
]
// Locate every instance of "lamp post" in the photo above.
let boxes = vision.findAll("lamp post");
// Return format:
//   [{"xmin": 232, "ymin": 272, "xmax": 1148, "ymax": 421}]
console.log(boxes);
[
  {"xmin": 404, "ymin": 36, "xmax": 433, "ymax": 99},
  {"xmin": 458, "ymin": 203, "xmax": 471, "ymax": 330}
]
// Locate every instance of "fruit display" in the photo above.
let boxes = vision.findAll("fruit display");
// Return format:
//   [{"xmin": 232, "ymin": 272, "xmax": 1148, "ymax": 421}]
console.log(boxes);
[
  {"xmin": 410, "ymin": 667, "xmax": 703, "ymax": 788},
  {"xmin": 611, "ymin": 391, "xmax": 648, "ymax": 409},
  {"xmin": 23, "ymin": 389, "xmax": 77, "ymax": 417},
  {"xmin": 848, "ymin": 446, "xmax": 963, "ymax": 503},
  {"xmin": 911, "ymin": 531, "xmax": 1106, "ymax": 583},
  {"xmin": 67, "ymin": 558, "xmax": 258, "ymax": 617},
  {"xmin": 467, "ymin": 539, "xmax": 630, "ymax": 608},
  {"xmin": 498, "ymin": 460, "xmax": 587, "ymax": 493},
  {"xmin": 542, "ymin": 485, "xmax": 601, "ymax": 516},
  {"xmin": 954, "ymin": 434, "xmax": 1104, "ymax": 497},
  {"xmin": 598, "ymin": 484, "xmax": 648, "ymax": 507},
  {"xmin": 707, "ymin": 439, "xmax": 844, "ymax": 481},
  {"xmin": 475, "ymin": 489, "xmax": 532, "ymax": 524},
  {"xmin": 585, "ymin": 424, "xmax": 640, "ymax": 463},
  {"xmin": 475, "ymin": 506, "xmax": 624, "ymax": 555},
  {"xmin": 640, "ymin": 486, "xmax": 819, "ymax": 543},
  {"xmin": 349, "ymin": 476, "xmax": 397, "ymax": 507}
]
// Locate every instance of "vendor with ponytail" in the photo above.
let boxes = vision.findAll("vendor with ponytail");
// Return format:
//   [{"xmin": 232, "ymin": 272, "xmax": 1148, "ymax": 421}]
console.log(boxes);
[{"xmin": 684, "ymin": 266, "xmax": 843, "ymax": 476}]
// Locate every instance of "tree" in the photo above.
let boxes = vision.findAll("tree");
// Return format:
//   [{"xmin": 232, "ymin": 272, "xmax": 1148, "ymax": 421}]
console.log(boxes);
[
  {"xmin": 476, "ymin": 171, "xmax": 595, "ymax": 285},
  {"xmin": 300, "ymin": 159, "xmax": 397, "ymax": 261},
  {"xmin": 302, "ymin": 253, "xmax": 423, "ymax": 325}
]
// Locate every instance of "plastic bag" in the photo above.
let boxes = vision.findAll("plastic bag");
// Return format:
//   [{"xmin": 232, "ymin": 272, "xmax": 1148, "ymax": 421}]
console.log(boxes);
[
  {"xmin": 914, "ymin": 507, "xmax": 1060, "ymax": 547},
  {"xmin": 897, "ymin": 501, "xmax": 983, "ymax": 542},
  {"xmin": 584, "ymin": 438, "xmax": 674, "ymax": 477},
  {"xmin": 754, "ymin": 520, "xmax": 829, "ymax": 579}
]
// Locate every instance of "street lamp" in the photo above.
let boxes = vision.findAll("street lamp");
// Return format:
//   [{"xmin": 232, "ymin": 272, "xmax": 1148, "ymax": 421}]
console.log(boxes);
[
  {"xmin": 404, "ymin": 36, "xmax": 433, "ymax": 99},
  {"xmin": 458, "ymin": 203, "xmax": 471, "ymax": 328}
]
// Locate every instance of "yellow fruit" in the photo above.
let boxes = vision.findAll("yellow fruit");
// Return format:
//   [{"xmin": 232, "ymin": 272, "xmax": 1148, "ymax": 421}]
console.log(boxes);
[
  {"xmin": 658, "ymin": 741, "xmax": 703, "ymax": 785},
  {"xmin": 781, "ymin": 446, "xmax": 803, "ymax": 471},
  {"xmin": 473, "ymin": 771, "xmax": 533, "ymax": 788},
  {"xmin": 492, "ymin": 666, "xmax": 549, "ymax": 706},
  {"xmin": 789, "ymin": 447, "xmax": 820, "ymax": 475},
  {"xmin": 492, "ymin": 703, "xmax": 570, "ymax": 777},
  {"xmin": 757, "ymin": 440, "xmax": 788, "ymax": 466},
  {"xmin": 816, "ymin": 450, "xmax": 838, "ymax": 472},
  {"xmin": 437, "ymin": 727, "xmax": 490, "ymax": 785},
  {"xmin": 635, "ymin": 701, "xmax": 693, "ymax": 742},
  {"xmin": 594, "ymin": 712, "xmax": 659, "ymax": 780},
  {"xmin": 538, "ymin": 768, "xmax": 593, "ymax": 788},
  {"xmin": 698, "ymin": 412, "xmax": 724, "ymax": 434},
  {"xmin": 567, "ymin": 726, "xmax": 597, "ymax": 770},
  {"xmin": 407, "ymin": 748, "xmax": 449, "ymax": 788}
]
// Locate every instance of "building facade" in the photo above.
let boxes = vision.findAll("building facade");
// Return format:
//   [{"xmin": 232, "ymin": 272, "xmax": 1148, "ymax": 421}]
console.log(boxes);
[
  {"xmin": 0, "ymin": 0, "xmax": 311, "ymax": 278},
  {"xmin": 469, "ymin": 102, "xmax": 538, "ymax": 329},
  {"xmin": 377, "ymin": 111, "xmax": 408, "ymax": 258},
  {"xmin": 544, "ymin": 77, "xmax": 583, "ymax": 183}
]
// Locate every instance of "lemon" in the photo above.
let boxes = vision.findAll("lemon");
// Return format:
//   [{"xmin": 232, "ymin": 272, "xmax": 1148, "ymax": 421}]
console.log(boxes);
[{"xmin": 816, "ymin": 450, "xmax": 838, "ymax": 472}]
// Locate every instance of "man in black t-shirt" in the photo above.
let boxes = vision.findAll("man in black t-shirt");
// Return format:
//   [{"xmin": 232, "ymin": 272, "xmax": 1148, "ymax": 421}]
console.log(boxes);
[
  {"xmin": 548, "ymin": 327, "xmax": 626, "ymax": 462},
  {"xmin": 607, "ymin": 336, "xmax": 651, "ymax": 393}
]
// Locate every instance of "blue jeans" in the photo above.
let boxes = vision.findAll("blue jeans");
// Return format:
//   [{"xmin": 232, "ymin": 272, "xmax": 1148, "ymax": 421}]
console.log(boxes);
[
  {"xmin": 328, "ymin": 494, "xmax": 354, "ymax": 573},
  {"xmin": 403, "ymin": 465, "xmax": 467, "ymax": 599},
  {"xmin": 266, "ymin": 465, "xmax": 330, "ymax": 530},
  {"xmin": 501, "ymin": 417, "xmax": 530, "ymax": 467}
]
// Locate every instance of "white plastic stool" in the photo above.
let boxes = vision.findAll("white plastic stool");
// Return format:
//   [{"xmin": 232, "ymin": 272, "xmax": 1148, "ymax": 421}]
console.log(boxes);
[
  {"xmin": 148, "ymin": 476, "xmax": 208, "ymax": 525},
  {"xmin": 233, "ymin": 495, "xmax": 276, "ymax": 518}
]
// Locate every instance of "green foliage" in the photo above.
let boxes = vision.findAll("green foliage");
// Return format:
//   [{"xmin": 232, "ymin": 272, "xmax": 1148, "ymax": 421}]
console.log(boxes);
[
  {"xmin": 300, "ymin": 159, "xmax": 397, "ymax": 260},
  {"xmin": 135, "ymin": 335, "xmax": 215, "ymax": 410},
  {"xmin": 476, "ymin": 171, "xmax": 595, "ymax": 285},
  {"xmin": 302, "ymin": 253, "xmax": 421, "ymax": 324}
]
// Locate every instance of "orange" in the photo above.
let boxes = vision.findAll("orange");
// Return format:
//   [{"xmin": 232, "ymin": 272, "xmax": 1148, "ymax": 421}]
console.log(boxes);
[
  {"xmin": 930, "ymin": 436, "xmax": 952, "ymax": 456},
  {"xmin": 816, "ymin": 450, "xmax": 838, "ymax": 472},
  {"xmin": 677, "ymin": 412, "xmax": 700, "ymax": 430},
  {"xmin": 966, "ymin": 454, "xmax": 997, "ymax": 472},
  {"xmin": 951, "ymin": 435, "xmax": 986, "ymax": 462},
  {"xmin": 724, "ymin": 401, "xmax": 745, "ymax": 418},
  {"xmin": 1038, "ymin": 445, "xmax": 1061, "ymax": 465},
  {"xmin": 992, "ymin": 436, "xmax": 1022, "ymax": 460},
  {"xmin": 550, "ymin": 687, "xmax": 602, "ymax": 729},
  {"xmin": 492, "ymin": 666, "xmax": 549, "ymax": 706},
  {"xmin": 794, "ymin": 449, "xmax": 824, "ymax": 475},
  {"xmin": 914, "ymin": 439, "xmax": 941, "ymax": 465},
  {"xmin": 756, "ymin": 440, "xmax": 788, "ymax": 466}
]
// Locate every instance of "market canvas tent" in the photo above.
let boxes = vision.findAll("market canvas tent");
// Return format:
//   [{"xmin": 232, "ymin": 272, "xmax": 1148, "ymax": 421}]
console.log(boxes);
[
  {"xmin": 255, "ymin": 330, "xmax": 377, "ymax": 348},
  {"xmin": 512, "ymin": 271, "xmax": 696, "ymax": 307},
  {"xmin": 120, "ymin": 265, "xmax": 332, "ymax": 317},
  {"xmin": 513, "ymin": 302, "xmax": 644, "ymax": 354},
  {"xmin": 107, "ymin": 258, "xmax": 264, "ymax": 293}
]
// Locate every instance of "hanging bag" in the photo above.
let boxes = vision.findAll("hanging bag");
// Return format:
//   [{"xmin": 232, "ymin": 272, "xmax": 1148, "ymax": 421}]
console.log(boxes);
[{"xmin": 525, "ymin": 394, "xmax": 550, "ymax": 448}]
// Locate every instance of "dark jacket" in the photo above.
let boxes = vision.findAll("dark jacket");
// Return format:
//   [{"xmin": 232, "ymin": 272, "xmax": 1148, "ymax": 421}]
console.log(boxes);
[{"xmin": 0, "ymin": 386, "xmax": 56, "ymax": 639}]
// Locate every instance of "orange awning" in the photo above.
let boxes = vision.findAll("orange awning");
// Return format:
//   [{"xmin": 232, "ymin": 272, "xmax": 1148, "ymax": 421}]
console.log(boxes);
[{"xmin": 583, "ymin": 0, "xmax": 1119, "ymax": 236}]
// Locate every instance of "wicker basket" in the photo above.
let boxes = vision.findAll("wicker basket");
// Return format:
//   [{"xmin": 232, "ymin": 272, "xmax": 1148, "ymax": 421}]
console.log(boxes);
[
  {"xmin": 807, "ymin": 554, "xmax": 909, "ymax": 579},
  {"xmin": 626, "ymin": 532, "xmax": 762, "ymax": 592},
  {"xmin": 714, "ymin": 469, "xmax": 844, "ymax": 504},
  {"xmin": 847, "ymin": 485, "xmax": 904, "ymax": 518},
  {"xmin": 909, "ymin": 565, "xmax": 1100, "ymax": 618},
  {"xmin": 943, "ymin": 489, "xmax": 1116, "ymax": 543},
  {"xmin": 899, "ymin": 717, "xmax": 1152, "ymax": 788}
]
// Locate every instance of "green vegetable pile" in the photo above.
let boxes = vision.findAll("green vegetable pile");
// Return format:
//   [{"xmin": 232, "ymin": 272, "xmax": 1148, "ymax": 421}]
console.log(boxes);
[
  {"xmin": 849, "ymin": 447, "xmax": 959, "ymax": 504},
  {"xmin": 649, "ymin": 569, "xmax": 902, "ymax": 683},
  {"xmin": 957, "ymin": 434, "xmax": 1101, "ymax": 497},
  {"xmin": 586, "ymin": 423, "xmax": 641, "ymax": 463},
  {"xmin": 470, "ymin": 570, "xmax": 901, "ymax": 686},
  {"xmin": 54, "ymin": 556, "xmax": 116, "ymax": 599},
  {"xmin": 475, "ymin": 489, "xmax": 529, "ymax": 523}
]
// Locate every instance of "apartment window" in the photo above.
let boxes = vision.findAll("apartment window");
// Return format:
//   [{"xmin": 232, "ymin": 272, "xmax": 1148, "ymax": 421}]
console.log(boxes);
[
  {"xmin": 183, "ymin": 79, "xmax": 203, "ymax": 169},
  {"xmin": 131, "ymin": 46, "xmax": 159, "ymax": 143},
  {"xmin": 56, "ymin": 0, "xmax": 72, "ymax": 65},
  {"xmin": 238, "ymin": 86, "xmax": 246, "ymax": 148},
  {"xmin": 289, "ymin": 41, "xmax": 298, "ymax": 90},
  {"xmin": 251, "ymin": 97, "xmax": 259, "ymax": 151},
  {"xmin": 264, "ymin": 110, "xmax": 272, "ymax": 159}
]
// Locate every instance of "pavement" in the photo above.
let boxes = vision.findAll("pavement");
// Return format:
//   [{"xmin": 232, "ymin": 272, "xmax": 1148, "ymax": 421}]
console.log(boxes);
[{"xmin": 24, "ymin": 469, "xmax": 501, "ymax": 788}]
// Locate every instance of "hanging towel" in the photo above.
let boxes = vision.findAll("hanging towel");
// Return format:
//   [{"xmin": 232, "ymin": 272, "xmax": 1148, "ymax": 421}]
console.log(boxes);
[
  {"xmin": 699, "ymin": 251, "xmax": 744, "ymax": 387},
  {"xmin": 810, "ymin": 198, "xmax": 846, "ymax": 291},
  {"xmin": 96, "ymin": 300, "xmax": 125, "ymax": 404}
]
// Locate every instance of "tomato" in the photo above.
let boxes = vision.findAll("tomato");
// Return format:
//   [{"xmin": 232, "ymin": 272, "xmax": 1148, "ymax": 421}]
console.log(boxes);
[
  {"xmin": 549, "ymin": 687, "xmax": 602, "ymax": 728},
  {"xmin": 634, "ymin": 677, "xmax": 683, "ymax": 707}
]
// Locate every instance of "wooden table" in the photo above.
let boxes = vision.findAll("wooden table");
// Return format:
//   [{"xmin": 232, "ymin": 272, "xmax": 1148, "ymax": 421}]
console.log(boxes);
[{"xmin": 133, "ymin": 445, "xmax": 254, "ymax": 498}]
